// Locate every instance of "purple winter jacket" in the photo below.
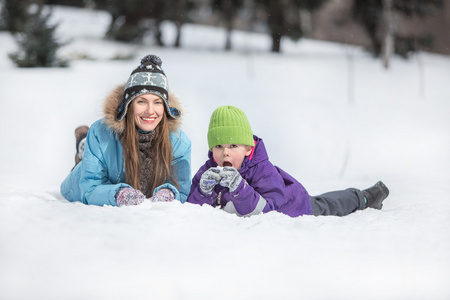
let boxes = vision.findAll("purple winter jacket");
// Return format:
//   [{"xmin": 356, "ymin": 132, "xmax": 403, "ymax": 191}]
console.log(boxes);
[{"xmin": 187, "ymin": 136, "xmax": 311, "ymax": 217}]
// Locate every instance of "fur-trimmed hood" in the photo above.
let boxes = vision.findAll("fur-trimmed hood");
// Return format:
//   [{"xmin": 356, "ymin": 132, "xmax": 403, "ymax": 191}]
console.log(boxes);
[{"xmin": 103, "ymin": 84, "xmax": 184, "ymax": 135}]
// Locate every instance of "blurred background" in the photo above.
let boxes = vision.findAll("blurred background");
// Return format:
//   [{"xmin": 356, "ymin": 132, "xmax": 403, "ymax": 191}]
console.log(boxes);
[
  {"xmin": 1, "ymin": 4, "xmax": 449, "ymax": 299},
  {"xmin": 1, "ymin": 0, "xmax": 449, "ymax": 189},
  {"xmin": 1, "ymin": 0, "xmax": 449, "ymax": 69}
]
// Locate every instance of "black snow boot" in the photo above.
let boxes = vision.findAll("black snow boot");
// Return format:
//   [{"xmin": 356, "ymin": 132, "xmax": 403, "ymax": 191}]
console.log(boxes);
[
  {"xmin": 75, "ymin": 125, "xmax": 89, "ymax": 165},
  {"xmin": 362, "ymin": 181, "xmax": 390, "ymax": 210}
]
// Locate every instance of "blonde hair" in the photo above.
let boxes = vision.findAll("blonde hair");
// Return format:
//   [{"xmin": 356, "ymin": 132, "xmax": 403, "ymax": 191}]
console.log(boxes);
[{"xmin": 121, "ymin": 105, "xmax": 178, "ymax": 194}]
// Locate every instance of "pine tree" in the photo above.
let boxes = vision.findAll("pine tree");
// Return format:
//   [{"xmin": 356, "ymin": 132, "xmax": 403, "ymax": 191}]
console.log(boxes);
[
  {"xmin": 9, "ymin": 8, "xmax": 68, "ymax": 68},
  {"xmin": 1, "ymin": 0, "xmax": 30, "ymax": 33}
]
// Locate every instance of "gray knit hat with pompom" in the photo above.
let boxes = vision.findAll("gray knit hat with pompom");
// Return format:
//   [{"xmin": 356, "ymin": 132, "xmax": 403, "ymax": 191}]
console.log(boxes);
[{"xmin": 115, "ymin": 54, "xmax": 181, "ymax": 121}]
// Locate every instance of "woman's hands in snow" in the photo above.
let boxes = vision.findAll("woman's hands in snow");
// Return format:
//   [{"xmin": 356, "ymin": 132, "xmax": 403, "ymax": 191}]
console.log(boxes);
[
  {"xmin": 115, "ymin": 187, "xmax": 146, "ymax": 206},
  {"xmin": 116, "ymin": 187, "xmax": 175, "ymax": 206},
  {"xmin": 149, "ymin": 188, "xmax": 175, "ymax": 202}
]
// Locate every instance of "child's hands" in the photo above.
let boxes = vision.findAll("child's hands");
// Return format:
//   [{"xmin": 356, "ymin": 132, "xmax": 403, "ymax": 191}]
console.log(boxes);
[
  {"xmin": 219, "ymin": 167, "xmax": 243, "ymax": 192},
  {"xmin": 200, "ymin": 166, "xmax": 243, "ymax": 194},
  {"xmin": 199, "ymin": 167, "xmax": 222, "ymax": 195}
]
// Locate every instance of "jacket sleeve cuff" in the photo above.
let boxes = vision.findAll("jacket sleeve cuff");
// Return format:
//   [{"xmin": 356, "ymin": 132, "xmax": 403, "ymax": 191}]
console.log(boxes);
[{"xmin": 223, "ymin": 195, "xmax": 267, "ymax": 217}]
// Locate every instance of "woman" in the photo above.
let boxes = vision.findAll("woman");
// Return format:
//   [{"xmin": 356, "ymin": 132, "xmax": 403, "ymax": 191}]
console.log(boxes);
[{"xmin": 61, "ymin": 55, "xmax": 191, "ymax": 206}]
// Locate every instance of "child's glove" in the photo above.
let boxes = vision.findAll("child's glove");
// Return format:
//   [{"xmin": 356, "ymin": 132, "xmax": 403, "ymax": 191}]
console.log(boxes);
[
  {"xmin": 219, "ymin": 167, "xmax": 243, "ymax": 192},
  {"xmin": 199, "ymin": 167, "xmax": 222, "ymax": 195},
  {"xmin": 149, "ymin": 188, "xmax": 175, "ymax": 202},
  {"xmin": 116, "ymin": 187, "xmax": 145, "ymax": 206}
]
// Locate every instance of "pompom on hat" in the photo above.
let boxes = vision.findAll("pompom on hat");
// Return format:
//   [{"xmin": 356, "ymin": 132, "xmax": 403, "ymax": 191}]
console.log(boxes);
[
  {"xmin": 207, "ymin": 105, "xmax": 254, "ymax": 150},
  {"xmin": 115, "ymin": 54, "xmax": 181, "ymax": 121}
]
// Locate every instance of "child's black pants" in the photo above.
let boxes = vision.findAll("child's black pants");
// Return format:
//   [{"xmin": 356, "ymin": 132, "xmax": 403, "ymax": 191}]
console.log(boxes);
[{"xmin": 310, "ymin": 188, "xmax": 366, "ymax": 216}]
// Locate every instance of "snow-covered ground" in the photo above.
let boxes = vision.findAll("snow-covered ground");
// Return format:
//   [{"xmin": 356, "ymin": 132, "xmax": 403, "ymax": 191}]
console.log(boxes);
[{"xmin": 1, "ymin": 6, "xmax": 449, "ymax": 300}]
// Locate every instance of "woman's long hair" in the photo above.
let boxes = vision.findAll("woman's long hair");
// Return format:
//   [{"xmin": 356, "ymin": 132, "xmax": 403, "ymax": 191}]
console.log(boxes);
[{"xmin": 121, "ymin": 104, "xmax": 178, "ymax": 195}]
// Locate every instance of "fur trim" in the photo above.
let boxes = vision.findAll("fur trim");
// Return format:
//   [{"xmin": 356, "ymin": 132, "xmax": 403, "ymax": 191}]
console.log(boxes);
[{"xmin": 103, "ymin": 84, "xmax": 183, "ymax": 135}]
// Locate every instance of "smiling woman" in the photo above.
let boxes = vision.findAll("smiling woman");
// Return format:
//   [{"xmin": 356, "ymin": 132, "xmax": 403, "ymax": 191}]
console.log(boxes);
[
  {"xmin": 132, "ymin": 94, "xmax": 165, "ymax": 132},
  {"xmin": 60, "ymin": 55, "xmax": 192, "ymax": 206}
]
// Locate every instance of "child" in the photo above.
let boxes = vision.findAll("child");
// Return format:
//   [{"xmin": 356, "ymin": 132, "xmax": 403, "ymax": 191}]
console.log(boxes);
[{"xmin": 187, "ymin": 105, "xmax": 389, "ymax": 217}]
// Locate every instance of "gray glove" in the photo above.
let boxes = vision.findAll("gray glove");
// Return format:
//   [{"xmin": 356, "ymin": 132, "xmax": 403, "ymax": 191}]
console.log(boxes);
[
  {"xmin": 199, "ymin": 167, "xmax": 222, "ymax": 195},
  {"xmin": 219, "ymin": 167, "xmax": 243, "ymax": 192}
]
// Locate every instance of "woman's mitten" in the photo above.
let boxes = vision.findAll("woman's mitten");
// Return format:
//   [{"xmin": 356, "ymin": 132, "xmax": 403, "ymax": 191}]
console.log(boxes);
[
  {"xmin": 115, "ymin": 187, "xmax": 146, "ymax": 206},
  {"xmin": 219, "ymin": 167, "xmax": 243, "ymax": 192},
  {"xmin": 199, "ymin": 167, "xmax": 222, "ymax": 195},
  {"xmin": 149, "ymin": 188, "xmax": 175, "ymax": 202}
]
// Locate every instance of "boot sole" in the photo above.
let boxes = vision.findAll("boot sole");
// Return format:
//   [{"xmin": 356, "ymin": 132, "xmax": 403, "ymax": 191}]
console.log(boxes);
[{"xmin": 372, "ymin": 181, "xmax": 389, "ymax": 209}]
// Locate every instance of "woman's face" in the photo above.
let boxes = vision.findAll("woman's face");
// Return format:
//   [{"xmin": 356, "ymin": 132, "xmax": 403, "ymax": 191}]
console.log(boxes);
[{"xmin": 132, "ymin": 94, "xmax": 165, "ymax": 132}]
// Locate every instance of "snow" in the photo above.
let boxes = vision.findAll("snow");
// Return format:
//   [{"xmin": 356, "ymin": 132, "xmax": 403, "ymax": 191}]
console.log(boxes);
[{"xmin": 1, "ymin": 6, "xmax": 450, "ymax": 300}]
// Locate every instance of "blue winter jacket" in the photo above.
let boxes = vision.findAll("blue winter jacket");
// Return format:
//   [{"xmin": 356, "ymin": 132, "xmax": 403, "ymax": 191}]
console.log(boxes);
[{"xmin": 60, "ymin": 85, "xmax": 191, "ymax": 206}]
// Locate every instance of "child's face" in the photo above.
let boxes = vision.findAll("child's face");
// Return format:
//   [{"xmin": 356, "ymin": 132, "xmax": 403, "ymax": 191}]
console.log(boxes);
[{"xmin": 212, "ymin": 144, "xmax": 253, "ymax": 169}]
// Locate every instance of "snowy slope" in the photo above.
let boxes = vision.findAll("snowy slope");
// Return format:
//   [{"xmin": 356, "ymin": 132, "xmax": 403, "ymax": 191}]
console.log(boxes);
[{"xmin": 0, "ymin": 6, "xmax": 449, "ymax": 300}]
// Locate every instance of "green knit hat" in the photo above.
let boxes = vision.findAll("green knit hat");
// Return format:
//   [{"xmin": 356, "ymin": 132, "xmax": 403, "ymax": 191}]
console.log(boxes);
[{"xmin": 207, "ymin": 105, "xmax": 254, "ymax": 150}]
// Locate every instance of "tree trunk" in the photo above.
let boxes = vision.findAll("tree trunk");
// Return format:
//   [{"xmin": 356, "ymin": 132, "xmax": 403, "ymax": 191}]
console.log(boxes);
[
  {"xmin": 223, "ymin": 1, "xmax": 234, "ymax": 51},
  {"xmin": 271, "ymin": 32, "xmax": 281, "ymax": 52},
  {"xmin": 174, "ymin": 21, "xmax": 182, "ymax": 48},
  {"xmin": 225, "ymin": 27, "xmax": 232, "ymax": 51},
  {"xmin": 267, "ymin": 0, "xmax": 284, "ymax": 53},
  {"xmin": 382, "ymin": 0, "xmax": 394, "ymax": 69},
  {"xmin": 173, "ymin": 0, "xmax": 185, "ymax": 48},
  {"xmin": 154, "ymin": 19, "xmax": 164, "ymax": 46}
]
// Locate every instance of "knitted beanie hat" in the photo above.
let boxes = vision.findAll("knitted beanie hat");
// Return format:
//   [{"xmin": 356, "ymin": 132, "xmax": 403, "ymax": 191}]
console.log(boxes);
[
  {"xmin": 207, "ymin": 105, "xmax": 254, "ymax": 150},
  {"xmin": 115, "ymin": 54, "xmax": 181, "ymax": 121}
]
